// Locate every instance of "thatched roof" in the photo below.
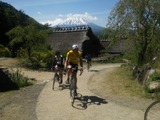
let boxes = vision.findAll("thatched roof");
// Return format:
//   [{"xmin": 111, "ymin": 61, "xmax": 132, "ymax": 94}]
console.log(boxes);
[
  {"xmin": 47, "ymin": 26, "xmax": 104, "ymax": 57},
  {"xmin": 100, "ymin": 39, "xmax": 132, "ymax": 54}
]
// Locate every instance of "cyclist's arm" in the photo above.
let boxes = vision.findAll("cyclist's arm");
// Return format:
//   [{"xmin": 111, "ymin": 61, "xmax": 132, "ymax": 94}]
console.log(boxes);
[{"xmin": 64, "ymin": 57, "xmax": 69, "ymax": 69}]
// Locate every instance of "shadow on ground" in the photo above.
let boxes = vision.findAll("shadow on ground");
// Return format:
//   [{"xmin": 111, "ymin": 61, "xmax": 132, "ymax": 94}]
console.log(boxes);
[
  {"xmin": 82, "ymin": 95, "xmax": 108, "ymax": 106},
  {"xmin": 72, "ymin": 95, "xmax": 108, "ymax": 110},
  {"xmin": 89, "ymin": 69, "xmax": 99, "ymax": 72}
]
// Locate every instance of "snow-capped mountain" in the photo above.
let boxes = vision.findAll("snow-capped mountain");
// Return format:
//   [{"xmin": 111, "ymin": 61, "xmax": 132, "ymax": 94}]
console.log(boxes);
[
  {"xmin": 62, "ymin": 17, "xmax": 87, "ymax": 26},
  {"xmin": 53, "ymin": 17, "xmax": 105, "ymax": 35}
]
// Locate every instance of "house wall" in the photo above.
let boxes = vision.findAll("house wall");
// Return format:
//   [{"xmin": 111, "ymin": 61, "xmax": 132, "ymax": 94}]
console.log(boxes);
[{"xmin": 47, "ymin": 27, "xmax": 104, "ymax": 57}]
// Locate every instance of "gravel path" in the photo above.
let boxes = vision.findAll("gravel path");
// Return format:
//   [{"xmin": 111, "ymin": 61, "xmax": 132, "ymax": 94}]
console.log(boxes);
[{"xmin": 35, "ymin": 64, "xmax": 149, "ymax": 120}]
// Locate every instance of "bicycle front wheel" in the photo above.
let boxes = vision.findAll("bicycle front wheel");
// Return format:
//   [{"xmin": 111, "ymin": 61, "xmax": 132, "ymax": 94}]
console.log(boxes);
[
  {"xmin": 144, "ymin": 100, "xmax": 160, "ymax": 120},
  {"xmin": 70, "ymin": 77, "xmax": 76, "ymax": 106}
]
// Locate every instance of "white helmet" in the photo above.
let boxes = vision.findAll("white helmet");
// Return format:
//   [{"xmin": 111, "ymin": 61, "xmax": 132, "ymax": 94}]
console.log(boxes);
[{"xmin": 72, "ymin": 44, "xmax": 78, "ymax": 50}]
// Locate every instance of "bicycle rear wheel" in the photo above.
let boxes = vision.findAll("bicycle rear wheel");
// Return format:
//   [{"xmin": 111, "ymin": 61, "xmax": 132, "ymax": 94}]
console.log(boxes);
[{"xmin": 144, "ymin": 100, "xmax": 160, "ymax": 120}]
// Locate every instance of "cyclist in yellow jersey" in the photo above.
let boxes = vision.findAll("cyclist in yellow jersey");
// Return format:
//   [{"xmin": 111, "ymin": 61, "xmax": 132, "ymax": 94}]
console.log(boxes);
[{"xmin": 65, "ymin": 44, "xmax": 83, "ymax": 94}]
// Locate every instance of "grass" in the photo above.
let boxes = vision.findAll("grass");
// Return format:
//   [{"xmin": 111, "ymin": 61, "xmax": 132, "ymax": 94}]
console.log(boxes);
[{"xmin": 104, "ymin": 67, "xmax": 150, "ymax": 99}]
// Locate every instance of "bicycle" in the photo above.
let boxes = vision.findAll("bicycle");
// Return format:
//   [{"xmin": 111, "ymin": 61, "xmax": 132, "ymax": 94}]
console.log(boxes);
[
  {"xmin": 52, "ymin": 66, "xmax": 63, "ymax": 90},
  {"xmin": 144, "ymin": 100, "xmax": 160, "ymax": 120},
  {"xmin": 86, "ymin": 61, "xmax": 91, "ymax": 72},
  {"xmin": 68, "ymin": 66, "xmax": 83, "ymax": 106},
  {"xmin": 86, "ymin": 60, "xmax": 91, "ymax": 72}
]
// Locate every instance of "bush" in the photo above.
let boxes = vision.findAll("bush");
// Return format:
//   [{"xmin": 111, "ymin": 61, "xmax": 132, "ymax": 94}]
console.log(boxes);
[
  {"xmin": 0, "ymin": 67, "xmax": 33, "ymax": 89},
  {"xmin": 10, "ymin": 68, "xmax": 32, "ymax": 87},
  {"xmin": 0, "ymin": 44, "xmax": 11, "ymax": 57},
  {"xmin": 21, "ymin": 50, "xmax": 55, "ymax": 70},
  {"xmin": 16, "ymin": 48, "xmax": 28, "ymax": 58}
]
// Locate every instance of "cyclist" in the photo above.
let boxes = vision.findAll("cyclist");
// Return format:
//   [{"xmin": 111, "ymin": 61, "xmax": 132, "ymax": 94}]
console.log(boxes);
[
  {"xmin": 64, "ymin": 44, "xmax": 83, "ymax": 95},
  {"xmin": 85, "ymin": 53, "xmax": 92, "ymax": 66},
  {"xmin": 51, "ymin": 51, "xmax": 64, "ymax": 86}
]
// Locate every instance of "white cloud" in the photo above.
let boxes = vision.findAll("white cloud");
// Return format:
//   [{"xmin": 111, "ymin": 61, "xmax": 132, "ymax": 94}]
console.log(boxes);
[
  {"xmin": 66, "ymin": 12, "xmax": 97, "ymax": 22},
  {"xmin": 40, "ymin": 12, "xmax": 98, "ymax": 26},
  {"xmin": 40, "ymin": 19, "xmax": 64, "ymax": 26}
]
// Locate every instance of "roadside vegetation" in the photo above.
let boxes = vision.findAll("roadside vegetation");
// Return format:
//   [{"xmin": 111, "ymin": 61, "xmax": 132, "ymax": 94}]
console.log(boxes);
[{"xmin": 99, "ymin": 0, "xmax": 160, "ymax": 100}]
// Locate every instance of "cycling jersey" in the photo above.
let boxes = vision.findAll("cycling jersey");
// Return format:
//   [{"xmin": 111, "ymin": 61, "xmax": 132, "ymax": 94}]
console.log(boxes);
[
  {"xmin": 53, "ymin": 55, "xmax": 64, "ymax": 68},
  {"xmin": 66, "ymin": 50, "xmax": 82, "ymax": 65}
]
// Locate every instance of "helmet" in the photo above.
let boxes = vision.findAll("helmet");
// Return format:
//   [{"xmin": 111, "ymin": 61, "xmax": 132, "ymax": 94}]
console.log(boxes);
[{"xmin": 72, "ymin": 44, "xmax": 78, "ymax": 50}]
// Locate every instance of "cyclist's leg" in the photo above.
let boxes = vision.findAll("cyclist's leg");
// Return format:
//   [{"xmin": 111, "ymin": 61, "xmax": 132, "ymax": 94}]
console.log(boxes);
[
  {"xmin": 53, "ymin": 66, "xmax": 58, "ymax": 90},
  {"xmin": 66, "ymin": 68, "xmax": 72, "ymax": 84},
  {"xmin": 90, "ymin": 60, "xmax": 92, "ymax": 66},
  {"xmin": 58, "ymin": 67, "xmax": 63, "ymax": 84},
  {"xmin": 87, "ymin": 61, "xmax": 90, "ymax": 71},
  {"xmin": 89, "ymin": 60, "xmax": 91, "ymax": 66},
  {"xmin": 72, "ymin": 68, "xmax": 78, "ymax": 95},
  {"xmin": 52, "ymin": 73, "xmax": 55, "ymax": 90}
]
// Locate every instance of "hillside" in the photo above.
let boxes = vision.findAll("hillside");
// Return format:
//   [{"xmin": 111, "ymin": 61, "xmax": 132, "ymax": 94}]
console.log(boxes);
[{"xmin": 0, "ymin": 1, "xmax": 46, "ymax": 46}]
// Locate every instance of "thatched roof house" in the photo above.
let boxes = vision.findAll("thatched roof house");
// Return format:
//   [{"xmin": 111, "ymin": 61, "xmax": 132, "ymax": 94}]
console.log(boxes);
[
  {"xmin": 47, "ymin": 26, "xmax": 104, "ymax": 57},
  {"xmin": 100, "ymin": 39, "xmax": 130, "ymax": 54}
]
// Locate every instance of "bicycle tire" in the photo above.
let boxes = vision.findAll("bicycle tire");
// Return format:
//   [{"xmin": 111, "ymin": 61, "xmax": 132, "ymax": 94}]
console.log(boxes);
[
  {"xmin": 52, "ymin": 73, "xmax": 59, "ymax": 90},
  {"xmin": 70, "ymin": 77, "xmax": 76, "ymax": 106},
  {"xmin": 144, "ymin": 100, "xmax": 160, "ymax": 120},
  {"xmin": 70, "ymin": 90, "xmax": 75, "ymax": 106}
]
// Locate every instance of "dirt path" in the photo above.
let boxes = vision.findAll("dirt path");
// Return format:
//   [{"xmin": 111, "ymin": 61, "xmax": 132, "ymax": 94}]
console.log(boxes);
[
  {"xmin": 35, "ymin": 64, "xmax": 149, "ymax": 120},
  {"xmin": 0, "ymin": 60, "xmax": 154, "ymax": 120}
]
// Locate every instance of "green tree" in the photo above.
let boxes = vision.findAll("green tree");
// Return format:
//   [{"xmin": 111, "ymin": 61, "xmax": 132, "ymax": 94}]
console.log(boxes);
[
  {"xmin": 6, "ymin": 25, "xmax": 48, "ymax": 58},
  {"xmin": 98, "ymin": 28, "xmax": 112, "ymax": 40},
  {"xmin": 107, "ymin": 0, "xmax": 160, "ymax": 66}
]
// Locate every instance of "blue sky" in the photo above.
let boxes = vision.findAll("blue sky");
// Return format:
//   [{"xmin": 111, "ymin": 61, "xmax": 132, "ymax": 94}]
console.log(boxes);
[{"xmin": 2, "ymin": 0, "xmax": 119, "ymax": 27}]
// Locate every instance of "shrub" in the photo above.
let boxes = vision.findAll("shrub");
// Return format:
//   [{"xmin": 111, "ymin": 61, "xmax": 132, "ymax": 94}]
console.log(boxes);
[
  {"xmin": 16, "ymin": 48, "xmax": 28, "ymax": 58},
  {"xmin": 21, "ymin": 50, "xmax": 55, "ymax": 70},
  {"xmin": 9, "ymin": 68, "xmax": 32, "ymax": 88},
  {"xmin": 0, "ymin": 44, "xmax": 11, "ymax": 57}
]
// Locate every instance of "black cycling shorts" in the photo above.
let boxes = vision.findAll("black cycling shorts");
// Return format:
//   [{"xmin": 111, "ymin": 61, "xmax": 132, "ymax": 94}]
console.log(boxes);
[
  {"xmin": 68, "ymin": 62, "xmax": 78, "ymax": 72},
  {"xmin": 57, "ymin": 64, "xmax": 64, "ymax": 68}
]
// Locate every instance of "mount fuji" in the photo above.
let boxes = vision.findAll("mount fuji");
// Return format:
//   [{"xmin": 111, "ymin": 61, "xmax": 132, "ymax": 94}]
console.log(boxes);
[{"xmin": 52, "ymin": 17, "xmax": 105, "ymax": 36}]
